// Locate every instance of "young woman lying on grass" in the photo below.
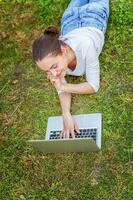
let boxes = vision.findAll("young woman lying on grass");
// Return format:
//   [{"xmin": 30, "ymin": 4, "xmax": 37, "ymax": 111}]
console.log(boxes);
[{"xmin": 32, "ymin": 0, "xmax": 110, "ymax": 139}]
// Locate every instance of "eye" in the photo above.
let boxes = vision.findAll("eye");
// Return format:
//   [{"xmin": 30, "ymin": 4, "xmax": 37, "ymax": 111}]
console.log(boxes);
[{"xmin": 53, "ymin": 65, "xmax": 57, "ymax": 69}]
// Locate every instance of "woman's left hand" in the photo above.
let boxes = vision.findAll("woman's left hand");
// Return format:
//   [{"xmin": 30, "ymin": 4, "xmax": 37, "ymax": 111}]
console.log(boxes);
[
  {"xmin": 48, "ymin": 74, "xmax": 64, "ymax": 90},
  {"xmin": 52, "ymin": 77, "xmax": 63, "ymax": 90}
]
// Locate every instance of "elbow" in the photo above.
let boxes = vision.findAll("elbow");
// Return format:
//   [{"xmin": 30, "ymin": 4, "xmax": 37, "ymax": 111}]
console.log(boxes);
[
  {"xmin": 94, "ymin": 87, "xmax": 100, "ymax": 93},
  {"xmin": 89, "ymin": 83, "xmax": 100, "ymax": 93},
  {"xmin": 94, "ymin": 85, "xmax": 100, "ymax": 93}
]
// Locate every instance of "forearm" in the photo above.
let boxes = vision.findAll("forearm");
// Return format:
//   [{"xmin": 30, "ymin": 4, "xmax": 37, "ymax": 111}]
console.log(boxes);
[
  {"xmin": 58, "ymin": 92, "xmax": 71, "ymax": 115},
  {"xmin": 61, "ymin": 82, "xmax": 95, "ymax": 94}
]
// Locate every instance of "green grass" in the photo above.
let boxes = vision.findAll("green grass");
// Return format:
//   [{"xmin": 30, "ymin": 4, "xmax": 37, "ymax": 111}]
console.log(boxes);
[{"xmin": 0, "ymin": 0, "xmax": 133, "ymax": 199}]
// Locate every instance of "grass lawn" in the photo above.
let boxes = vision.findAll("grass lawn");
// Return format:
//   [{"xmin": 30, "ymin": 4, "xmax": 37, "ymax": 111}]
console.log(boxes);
[{"xmin": 0, "ymin": 0, "xmax": 133, "ymax": 199}]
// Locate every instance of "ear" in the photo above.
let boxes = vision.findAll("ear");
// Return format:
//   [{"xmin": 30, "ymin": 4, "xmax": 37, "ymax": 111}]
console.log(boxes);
[{"xmin": 60, "ymin": 45, "xmax": 67, "ymax": 55}]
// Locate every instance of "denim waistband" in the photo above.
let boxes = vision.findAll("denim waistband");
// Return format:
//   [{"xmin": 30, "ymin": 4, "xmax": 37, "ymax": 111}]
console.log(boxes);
[{"xmin": 61, "ymin": 1, "xmax": 109, "ymax": 35}]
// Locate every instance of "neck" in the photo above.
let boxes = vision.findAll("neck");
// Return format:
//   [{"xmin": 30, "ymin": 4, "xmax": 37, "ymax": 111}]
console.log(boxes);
[{"xmin": 67, "ymin": 47, "xmax": 76, "ymax": 69}]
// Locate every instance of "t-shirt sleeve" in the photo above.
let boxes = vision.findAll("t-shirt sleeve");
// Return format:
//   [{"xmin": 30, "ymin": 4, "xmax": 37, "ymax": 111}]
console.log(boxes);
[{"xmin": 85, "ymin": 42, "xmax": 100, "ymax": 92}]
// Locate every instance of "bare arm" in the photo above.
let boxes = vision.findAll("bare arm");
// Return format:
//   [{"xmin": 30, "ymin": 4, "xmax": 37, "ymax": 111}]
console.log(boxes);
[
  {"xmin": 58, "ymin": 91, "xmax": 80, "ymax": 139},
  {"xmin": 56, "ymin": 78, "xmax": 80, "ymax": 138},
  {"xmin": 58, "ymin": 91, "xmax": 71, "ymax": 115},
  {"xmin": 61, "ymin": 82, "xmax": 95, "ymax": 94},
  {"xmin": 56, "ymin": 77, "xmax": 71, "ymax": 114}
]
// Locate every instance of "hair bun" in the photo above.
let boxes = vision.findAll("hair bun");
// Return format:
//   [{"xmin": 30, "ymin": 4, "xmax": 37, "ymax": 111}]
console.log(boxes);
[{"xmin": 44, "ymin": 26, "xmax": 59, "ymax": 38}]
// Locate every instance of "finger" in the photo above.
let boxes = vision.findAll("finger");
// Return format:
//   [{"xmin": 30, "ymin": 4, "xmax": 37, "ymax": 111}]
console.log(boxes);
[
  {"xmin": 60, "ymin": 130, "xmax": 63, "ymax": 139},
  {"xmin": 50, "ymin": 78, "xmax": 58, "ymax": 85},
  {"xmin": 50, "ymin": 74, "xmax": 56, "ymax": 79},
  {"xmin": 49, "ymin": 77, "xmax": 55, "ymax": 83},
  {"xmin": 65, "ymin": 129, "xmax": 69, "ymax": 139},
  {"xmin": 74, "ymin": 124, "xmax": 80, "ymax": 134},
  {"xmin": 48, "ymin": 75, "xmax": 56, "ymax": 82},
  {"xmin": 71, "ymin": 129, "xmax": 75, "ymax": 138},
  {"xmin": 50, "ymin": 74, "xmax": 58, "ymax": 81},
  {"xmin": 62, "ymin": 130, "xmax": 66, "ymax": 139},
  {"xmin": 48, "ymin": 77, "xmax": 54, "ymax": 84},
  {"xmin": 47, "ymin": 74, "xmax": 50, "ymax": 79},
  {"xmin": 47, "ymin": 75, "xmax": 51, "ymax": 83}
]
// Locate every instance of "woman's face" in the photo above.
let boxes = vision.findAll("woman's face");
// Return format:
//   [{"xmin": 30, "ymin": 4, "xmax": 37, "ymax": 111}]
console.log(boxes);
[{"xmin": 36, "ymin": 53, "xmax": 68, "ymax": 79}]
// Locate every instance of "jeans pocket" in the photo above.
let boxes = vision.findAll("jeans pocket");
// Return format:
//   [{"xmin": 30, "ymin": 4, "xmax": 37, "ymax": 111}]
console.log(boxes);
[{"xmin": 86, "ymin": 6, "xmax": 107, "ymax": 19}]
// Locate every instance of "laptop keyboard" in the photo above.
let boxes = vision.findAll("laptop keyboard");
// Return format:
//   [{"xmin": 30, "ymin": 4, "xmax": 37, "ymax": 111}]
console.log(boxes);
[{"xmin": 49, "ymin": 128, "xmax": 97, "ymax": 141}]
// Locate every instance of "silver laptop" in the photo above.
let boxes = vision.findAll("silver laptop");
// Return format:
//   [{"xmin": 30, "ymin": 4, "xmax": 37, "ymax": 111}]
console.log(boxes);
[{"xmin": 27, "ymin": 113, "xmax": 102, "ymax": 154}]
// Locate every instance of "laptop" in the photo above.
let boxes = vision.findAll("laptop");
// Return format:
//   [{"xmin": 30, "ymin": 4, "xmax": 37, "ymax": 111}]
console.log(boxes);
[{"xmin": 27, "ymin": 113, "xmax": 102, "ymax": 154}]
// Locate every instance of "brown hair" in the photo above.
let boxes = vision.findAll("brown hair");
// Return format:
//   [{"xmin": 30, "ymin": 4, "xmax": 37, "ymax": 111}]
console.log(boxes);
[{"xmin": 32, "ymin": 26, "xmax": 64, "ymax": 61}]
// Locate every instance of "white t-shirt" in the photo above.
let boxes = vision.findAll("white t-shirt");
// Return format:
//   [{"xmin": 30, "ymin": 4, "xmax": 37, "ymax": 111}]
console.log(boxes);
[{"xmin": 57, "ymin": 27, "xmax": 105, "ymax": 94}]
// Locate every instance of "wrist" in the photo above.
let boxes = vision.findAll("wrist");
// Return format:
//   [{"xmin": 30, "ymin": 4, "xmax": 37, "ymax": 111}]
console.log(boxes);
[
  {"xmin": 60, "ymin": 83, "xmax": 66, "ymax": 92},
  {"xmin": 62, "ymin": 111, "xmax": 71, "ymax": 116}
]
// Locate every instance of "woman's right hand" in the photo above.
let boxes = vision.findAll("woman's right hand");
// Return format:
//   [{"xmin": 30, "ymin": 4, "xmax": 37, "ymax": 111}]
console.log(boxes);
[{"xmin": 60, "ymin": 112, "xmax": 80, "ymax": 139}]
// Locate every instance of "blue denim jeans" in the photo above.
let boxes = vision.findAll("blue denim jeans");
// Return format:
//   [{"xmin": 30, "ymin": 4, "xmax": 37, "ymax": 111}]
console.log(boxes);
[{"xmin": 61, "ymin": 0, "xmax": 109, "ymax": 35}]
